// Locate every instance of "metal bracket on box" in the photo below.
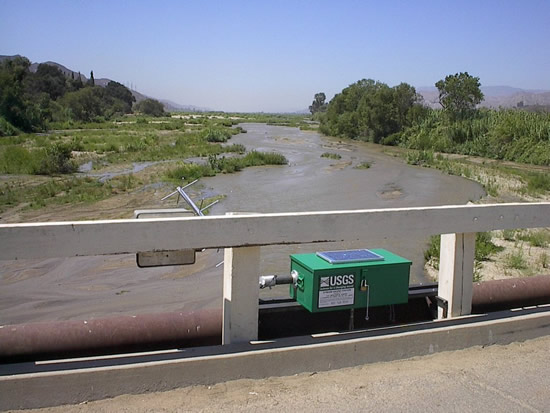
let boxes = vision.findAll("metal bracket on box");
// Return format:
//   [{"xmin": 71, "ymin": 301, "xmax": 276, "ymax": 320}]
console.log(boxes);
[{"xmin": 435, "ymin": 295, "xmax": 448, "ymax": 319}]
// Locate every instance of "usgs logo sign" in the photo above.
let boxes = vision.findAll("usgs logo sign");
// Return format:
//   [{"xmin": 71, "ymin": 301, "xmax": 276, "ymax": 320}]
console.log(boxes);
[{"xmin": 320, "ymin": 274, "xmax": 355, "ymax": 288}]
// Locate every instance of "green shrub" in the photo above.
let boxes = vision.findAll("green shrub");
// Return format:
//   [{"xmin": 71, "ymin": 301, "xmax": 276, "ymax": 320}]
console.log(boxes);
[
  {"xmin": 0, "ymin": 146, "xmax": 40, "ymax": 174},
  {"xmin": 106, "ymin": 142, "xmax": 120, "ymax": 152},
  {"xmin": 406, "ymin": 150, "xmax": 434, "ymax": 166},
  {"xmin": 165, "ymin": 162, "xmax": 216, "ymax": 182},
  {"xmin": 518, "ymin": 230, "xmax": 550, "ymax": 248},
  {"xmin": 223, "ymin": 144, "xmax": 246, "ymax": 154},
  {"xmin": 201, "ymin": 127, "xmax": 232, "ymax": 142},
  {"xmin": 506, "ymin": 248, "xmax": 527, "ymax": 270},
  {"xmin": 321, "ymin": 152, "xmax": 341, "ymax": 160},
  {"xmin": 242, "ymin": 151, "xmax": 287, "ymax": 166},
  {"xmin": 525, "ymin": 172, "xmax": 550, "ymax": 194},
  {"xmin": 501, "ymin": 229, "xmax": 517, "ymax": 241},
  {"xmin": 475, "ymin": 232, "xmax": 504, "ymax": 261},
  {"xmin": 233, "ymin": 126, "xmax": 247, "ymax": 134},
  {"xmin": 38, "ymin": 143, "xmax": 77, "ymax": 174},
  {"xmin": 125, "ymin": 139, "xmax": 147, "ymax": 152},
  {"xmin": 424, "ymin": 232, "xmax": 503, "ymax": 270},
  {"xmin": 424, "ymin": 235, "xmax": 441, "ymax": 269},
  {"xmin": 134, "ymin": 99, "xmax": 165, "ymax": 117},
  {"xmin": 400, "ymin": 109, "xmax": 550, "ymax": 166},
  {"xmin": 380, "ymin": 132, "xmax": 402, "ymax": 146},
  {"xmin": 0, "ymin": 117, "xmax": 19, "ymax": 136},
  {"xmin": 167, "ymin": 151, "xmax": 288, "ymax": 180},
  {"xmin": 354, "ymin": 161, "xmax": 371, "ymax": 169},
  {"xmin": 0, "ymin": 177, "xmax": 125, "ymax": 213}
]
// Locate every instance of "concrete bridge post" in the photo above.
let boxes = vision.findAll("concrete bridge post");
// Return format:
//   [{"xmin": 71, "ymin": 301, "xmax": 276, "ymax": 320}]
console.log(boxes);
[
  {"xmin": 222, "ymin": 245, "xmax": 261, "ymax": 344},
  {"xmin": 438, "ymin": 232, "xmax": 475, "ymax": 318}
]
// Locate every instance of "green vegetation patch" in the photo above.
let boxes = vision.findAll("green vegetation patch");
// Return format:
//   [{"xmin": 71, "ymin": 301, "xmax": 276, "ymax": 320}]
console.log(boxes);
[
  {"xmin": 402, "ymin": 149, "xmax": 550, "ymax": 199},
  {"xmin": 222, "ymin": 143, "xmax": 246, "ymax": 154},
  {"xmin": 0, "ymin": 174, "xmax": 139, "ymax": 213},
  {"xmin": 505, "ymin": 248, "xmax": 528, "ymax": 270},
  {"xmin": 201, "ymin": 126, "xmax": 233, "ymax": 143},
  {"xmin": 0, "ymin": 142, "xmax": 77, "ymax": 175},
  {"xmin": 0, "ymin": 111, "xmax": 292, "ymax": 214},
  {"xmin": 424, "ymin": 232, "xmax": 504, "ymax": 270},
  {"xmin": 517, "ymin": 229, "xmax": 550, "ymax": 248},
  {"xmin": 314, "ymin": 71, "xmax": 550, "ymax": 167},
  {"xmin": 165, "ymin": 151, "xmax": 287, "ymax": 182},
  {"xmin": 354, "ymin": 161, "xmax": 371, "ymax": 169},
  {"xmin": 321, "ymin": 152, "xmax": 342, "ymax": 160},
  {"xmin": 406, "ymin": 150, "xmax": 435, "ymax": 166}
]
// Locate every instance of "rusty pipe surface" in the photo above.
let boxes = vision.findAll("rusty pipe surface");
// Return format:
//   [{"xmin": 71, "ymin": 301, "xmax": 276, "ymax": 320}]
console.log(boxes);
[
  {"xmin": 472, "ymin": 275, "xmax": 550, "ymax": 313},
  {"xmin": 0, "ymin": 308, "xmax": 221, "ymax": 362},
  {"xmin": 2, "ymin": 276, "xmax": 550, "ymax": 363}
]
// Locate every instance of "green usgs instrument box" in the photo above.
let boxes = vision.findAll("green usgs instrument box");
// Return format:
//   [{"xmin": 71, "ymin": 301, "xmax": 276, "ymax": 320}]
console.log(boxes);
[{"xmin": 289, "ymin": 249, "xmax": 412, "ymax": 313}]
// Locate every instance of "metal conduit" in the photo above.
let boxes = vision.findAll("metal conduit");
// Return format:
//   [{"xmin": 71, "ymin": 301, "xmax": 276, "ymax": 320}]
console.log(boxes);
[
  {"xmin": 0, "ymin": 309, "xmax": 221, "ymax": 362},
  {"xmin": 1, "ymin": 276, "xmax": 549, "ymax": 362},
  {"xmin": 472, "ymin": 275, "xmax": 550, "ymax": 313}
]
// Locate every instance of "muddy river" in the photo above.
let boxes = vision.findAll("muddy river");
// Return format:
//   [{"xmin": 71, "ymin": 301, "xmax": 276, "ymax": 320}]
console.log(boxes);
[{"xmin": 0, "ymin": 124, "xmax": 485, "ymax": 324}]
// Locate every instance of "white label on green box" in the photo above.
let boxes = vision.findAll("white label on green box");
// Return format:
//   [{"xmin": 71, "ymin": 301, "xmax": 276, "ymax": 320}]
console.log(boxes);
[{"xmin": 318, "ymin": 287, "xmax": 354, "ymax": 308}]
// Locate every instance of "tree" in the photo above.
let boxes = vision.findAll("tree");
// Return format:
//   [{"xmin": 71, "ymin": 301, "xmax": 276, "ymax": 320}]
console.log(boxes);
[
  {"xmin": 309, "ymin": 92, "xmax": 327, "ymax": 114},
  {"xmin": 320, "ymin": 79, "xmax": 422, "ymax": 143},
  {"xmin": 134, "ymin": 98, "xmax": 165, "ymax": 117},
  {"xmin": 26, "ymin": 64, "xmax": 67, "ymax": 100},
  {"xmin": 68, "ymin": 71, "xmax": 84, "ymax": 92},
  {"xmin": 76, "ymin": 72, "xmax": 83, "ymax": 88},
  {"xmin": 0, "ymin": 56, "xmax": 44, "ymax": 131},
  {"xmin": 435, "ymin": 72, "xmax": 484, "ymax": 120},
  {"xmin": 104, "ymin": 81, "xmax": 135, "ymax": 113},
  {"xmin": 60, "ymin": 87, "xmax": 104, "ymax": 121},
  {"xmin": 88, "ymin": 70, "xmax": 95, "ymax": 87}
]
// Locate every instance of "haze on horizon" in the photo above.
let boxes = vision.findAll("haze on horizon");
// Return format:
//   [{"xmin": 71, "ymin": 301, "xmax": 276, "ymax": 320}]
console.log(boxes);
[{"xmin": 1, "ymin": 0, "xmax": 549, "ymax": 113}]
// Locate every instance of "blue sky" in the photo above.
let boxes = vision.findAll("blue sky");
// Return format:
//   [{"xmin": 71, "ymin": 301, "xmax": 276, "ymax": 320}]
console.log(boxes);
[{"xmin": 1, "ymin": 0, "xmax": 549, "ymax": 112}]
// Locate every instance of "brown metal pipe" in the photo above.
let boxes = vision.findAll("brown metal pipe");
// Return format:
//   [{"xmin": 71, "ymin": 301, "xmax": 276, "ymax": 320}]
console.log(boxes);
[
  {"xmin": 0, "ymin": 308, "xmax": 221, "ymax": 362},
  {"xmin": 472, "ymin": 275, "xmax": 550, "ymax": 313},
  {"xmin": 2, "ymin": 276, "xmax": 549, "ymax": 362}
]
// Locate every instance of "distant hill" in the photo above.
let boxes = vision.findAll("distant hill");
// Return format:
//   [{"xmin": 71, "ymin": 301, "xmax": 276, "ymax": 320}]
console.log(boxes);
[
  {"xmin": 1, "ymin": 55, "xmax": 206, "ymax": 112},
  {"xmin": 159, "ymin": 99, "xmax": 212, "ymax": 113},
  {"xmin": 29, "ymin": 60, "xmax": 80, "ymax": 78},
  {"xmin": 418, "ymin": 85, "xmax": 550, "ymax": 109},
  {"xmin": 289, "ymin": 108, "xmax": 310, "ymax": 115}
]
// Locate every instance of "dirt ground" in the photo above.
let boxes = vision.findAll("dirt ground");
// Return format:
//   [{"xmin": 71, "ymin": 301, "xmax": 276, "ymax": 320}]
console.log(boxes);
[
  {"xmin": 0, "ymin": 162, "xmax": 179, "ymax": 223},
  {"xmin": 9, "ymin": 335, "xmax": 550, "ymax": 412}
]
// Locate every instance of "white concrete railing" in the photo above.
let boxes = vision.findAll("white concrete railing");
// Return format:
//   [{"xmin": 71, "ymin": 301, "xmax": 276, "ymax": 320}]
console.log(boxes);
[{"xmin": 1, "ymin": 202, "xmax": 549, "ymax": 344}]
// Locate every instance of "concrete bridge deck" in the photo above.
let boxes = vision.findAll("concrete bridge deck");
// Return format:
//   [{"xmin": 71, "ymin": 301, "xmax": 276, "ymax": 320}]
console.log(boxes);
[
  {"xmin": 6, "ymin": 332, "xmax": 550, "ymax": 412},
  {"xmin": 2, "ymin": 306, "xmax": 550, "ymax": 411}
]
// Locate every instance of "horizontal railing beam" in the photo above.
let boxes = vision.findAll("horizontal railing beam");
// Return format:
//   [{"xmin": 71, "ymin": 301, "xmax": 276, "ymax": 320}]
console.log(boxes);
[{"xmin": 0, "ymin": 203, "xmax": 549, "ymax": 261}]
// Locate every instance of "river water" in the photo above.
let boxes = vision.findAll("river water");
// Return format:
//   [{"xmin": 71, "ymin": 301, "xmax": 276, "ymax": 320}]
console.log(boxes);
[
  {"xmin": 204, "ymin": 123, "xmax": 485, "ymax": 283},
  {"xmin": 0, "ymin": 124, "xmax": 485, "ymax": 324}
]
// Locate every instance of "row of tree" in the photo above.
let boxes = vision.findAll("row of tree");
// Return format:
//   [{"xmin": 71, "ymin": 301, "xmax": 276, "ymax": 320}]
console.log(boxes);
[
  {"xmin": 317, "ymin": 79, "xmax": 427, "ymax": 143},
  {"xmin": 313, "ymin": 73, "xmax": 483, "ymax": 140},
  {"xmin": 0, "ymin": 56, "xmax": 165, "ymax": 135},
  {"xmin": 311, "ymin": 73, "xmax": 549, "ymax": 165}
]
